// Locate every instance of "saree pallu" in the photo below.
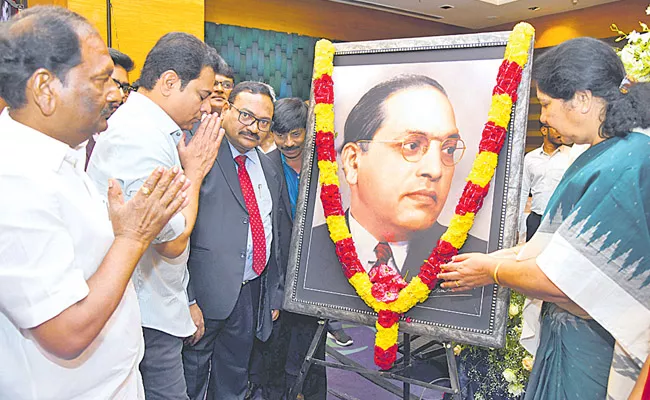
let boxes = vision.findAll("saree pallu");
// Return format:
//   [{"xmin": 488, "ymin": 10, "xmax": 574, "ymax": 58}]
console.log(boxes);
[{"xmin": 518, "ymin": 131, "xmax": 650, "ymax": 400}]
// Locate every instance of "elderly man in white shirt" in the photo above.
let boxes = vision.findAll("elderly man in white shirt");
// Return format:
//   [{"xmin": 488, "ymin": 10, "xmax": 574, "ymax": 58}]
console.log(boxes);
[
  {"xmin": 519, "ymin": 122, "xmax": 571, "ymax": 241},
  {"xmin": 87, "ymin": 33, "xmax": 225, "ymax": 400},
  {"xmin": 0, "ymin": 7, "xmax": 189, "ymax": 400}
]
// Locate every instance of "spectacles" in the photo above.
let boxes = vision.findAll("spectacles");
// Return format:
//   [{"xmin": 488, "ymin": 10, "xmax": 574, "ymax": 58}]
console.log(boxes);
[
  {"xmin": 215, "ymin": 80, "xmax": 234, "ymax": 90},
  {"xmin": 112, "ymin": 78, "xmax": 135, "ymax": 95},
  {"xmin": 357, "ymin": 134, "xmax": 466, "ymax": 166},
  {"xmin": 229, "ymin": 103, "xmax": 273, "ymax": 132}
]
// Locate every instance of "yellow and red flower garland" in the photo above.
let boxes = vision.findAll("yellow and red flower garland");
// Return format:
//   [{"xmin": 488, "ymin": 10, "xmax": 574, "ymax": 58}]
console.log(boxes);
[{"xmin": 312, "ymin": 23, "xmax": 534, "ymax": 370}]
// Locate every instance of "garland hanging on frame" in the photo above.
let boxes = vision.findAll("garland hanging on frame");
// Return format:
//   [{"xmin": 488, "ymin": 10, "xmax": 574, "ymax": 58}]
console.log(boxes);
[{"xmin": 311, "ymin": 22, "xmax": 535, "ymax": 370}]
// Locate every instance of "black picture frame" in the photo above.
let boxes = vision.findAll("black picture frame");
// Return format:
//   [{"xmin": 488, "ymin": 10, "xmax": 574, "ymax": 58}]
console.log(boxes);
[{"xmin": 283, "ymin": 30, "xmax": 533, "ymax": 348}]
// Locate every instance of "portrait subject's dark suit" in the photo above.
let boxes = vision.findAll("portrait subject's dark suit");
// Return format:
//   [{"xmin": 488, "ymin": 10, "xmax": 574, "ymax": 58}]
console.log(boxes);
[
  {"xmin": 306, "ymin": 219, "xmax": 488, "ymax": 299},
  {"xmin": 182, "ymin": 139, "xmax": 285, "ymax": 400}
]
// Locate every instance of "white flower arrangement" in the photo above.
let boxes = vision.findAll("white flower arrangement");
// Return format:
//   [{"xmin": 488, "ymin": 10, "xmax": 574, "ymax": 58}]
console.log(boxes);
[
  {"xmin": 610, "ymin": 5, "xmax": 650, "ymax": 82},
  {"xmin": 455, "ymin": 291, "xmax": 532, "ymax": 398}
]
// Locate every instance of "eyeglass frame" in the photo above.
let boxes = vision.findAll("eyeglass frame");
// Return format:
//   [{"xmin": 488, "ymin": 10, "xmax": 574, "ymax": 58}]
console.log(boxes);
[
  {"xmin": 356, "ymin": 134, "xmax": 466, "ymax": 166},
  {"xmin": 229, "ymin": 103, "xmax": 274, "ymax": 132},
  {"xmin": 112, "ymin": 78, "xmax": 136, "ymax": 95},
  {"xmin": 214, "ymin": 80, "xmax": 234, "ymax": 90}
]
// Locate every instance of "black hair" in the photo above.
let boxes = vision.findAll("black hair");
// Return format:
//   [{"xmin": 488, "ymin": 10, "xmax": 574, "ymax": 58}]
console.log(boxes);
[
  {"xmin": 533, "ymin": 37, "xmax": 650, "ymax": 138},
  {"xmin": 108, "ymin": 48, "xmax": 134, "ymax": 72},
  {"xmin": 138, "ymin": 32, "xmax": 220, "ymax": 91},
  {"xmin": 228, "ymin": 81, "xmax": 275, "ymax": 105},
  {"xmin": 343, "ymin": 74, "xmax": 447, "ymax": 147},
  {"xmin": 0, "ymin": 6, "xmax": 93, "ymax": 109},
  {"xmin": 211, "ymin": 48, "xmax": 234, "ymax": 80},
  {"xmin": 272, "ymin": 97, "xmax": 308, "ymax": 133}
]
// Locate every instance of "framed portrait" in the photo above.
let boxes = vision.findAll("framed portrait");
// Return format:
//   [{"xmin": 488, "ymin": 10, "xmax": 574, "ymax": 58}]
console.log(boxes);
[{"xmin": 283, "ymin": 31, "xmax": 533, "ymax": 348}]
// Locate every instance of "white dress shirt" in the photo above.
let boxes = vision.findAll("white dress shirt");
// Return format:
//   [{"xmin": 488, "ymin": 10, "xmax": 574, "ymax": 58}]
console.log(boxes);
[
  {"xmin": 349, "ymin": 213, "xmax": 409, "ymax": 274},
  {"xmin": 0, "ymin": 109, "xmax": 144, "ymax": 400},
  {"xmin": 519, "ymin": 145, "xmax": 571, "ymax": 235},
  {"xmin": 260, "ymin": 142, "xmax": 277, "ymax": 154},
  {"xmin": 87, "ymin": 92, "xmax": 195, "ymax": 338},
  {"xmin": 229, "ymin": 141, "xmax": 273, "ymax": 282}
]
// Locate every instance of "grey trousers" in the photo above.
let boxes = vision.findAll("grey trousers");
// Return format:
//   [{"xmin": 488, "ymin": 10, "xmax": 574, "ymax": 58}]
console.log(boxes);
[
  {"xmin": 183, "ymin": 279, "xmax": 259, "ymax": 400},
  {"xmin": 140, "ymin": 327, "xmax": 190, "ymax": 400}
]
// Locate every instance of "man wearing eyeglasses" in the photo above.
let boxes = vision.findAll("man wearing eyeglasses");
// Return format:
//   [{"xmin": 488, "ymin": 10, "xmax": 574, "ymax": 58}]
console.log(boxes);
[
  {"xmin": 182, "ymin": 81, "xmax": 286, "ymax": 400},
  {"xmin": 108, "ymin": 48, "xmax": 136, "ymax": 103},
  {"xmin": 307, "ymin": 74, "xmax": 487, "ymax": 294},
  {"xmin": 78, "ymin": 48, "xmax": 134, "ymax": 170},
  {"xmin": 208, "ymin": 60, "xmax": 235, "ymax": 115}
]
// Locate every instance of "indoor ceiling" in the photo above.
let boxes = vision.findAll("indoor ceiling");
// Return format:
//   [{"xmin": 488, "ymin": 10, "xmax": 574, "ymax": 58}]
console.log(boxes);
[{"xmin": 327, "ymin": 0, "xmax": 622, "ymax": 29}]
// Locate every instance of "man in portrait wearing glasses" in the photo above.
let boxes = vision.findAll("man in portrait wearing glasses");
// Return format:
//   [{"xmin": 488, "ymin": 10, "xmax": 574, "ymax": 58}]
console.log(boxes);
[
  {"xmin": 183, "ymin": 81, "xmax": 287, "ymax": 400},
  {"xmin": 307, "ymin": 74, "xmax": 487, "ymax": 293},
  {"xmin": 87, "ymin": 33, "xmax": 226, "ymax": 400}
]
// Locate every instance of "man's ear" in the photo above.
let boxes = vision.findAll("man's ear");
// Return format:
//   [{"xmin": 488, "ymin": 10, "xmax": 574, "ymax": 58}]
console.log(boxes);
[
  {"xmin": 29, "ymin": 69, "xmax": 58, "ymax": 116},
  {"xmin": 341, "ymin": 142, "xmax": 361, "ymax": 186},
  {"xmin": 159, "ymin": 70, "xmax": 180, "ymax": 97}
]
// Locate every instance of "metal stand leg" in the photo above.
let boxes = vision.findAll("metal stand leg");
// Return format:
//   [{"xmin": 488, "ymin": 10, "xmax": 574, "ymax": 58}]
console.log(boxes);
[
  {"xmin": 289, "ymin": 320, "xmax": 463, "ymax": 400},
  {"xmin": 289, "ymin": 320, "xmax": 327, "ymax": 399},
  {"xmin": 445, "ymin": 342, "xmax": 462, "ymax": 400},
  {"xmin": 403, "ymin": 333, "xmax": 411, "ymax": 400}
]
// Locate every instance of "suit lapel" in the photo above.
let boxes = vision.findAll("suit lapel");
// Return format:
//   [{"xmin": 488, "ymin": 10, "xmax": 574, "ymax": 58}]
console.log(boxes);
[
  {"xmin": 216, "ymin": 139, "xmax": 247, "ymax": 210},
  {"xmin": 258, "ymin": 149, "xmax": 281, "ymax": 211},
  {"xmin": 270, "ymin": 150, "xmax": 294, "ymax": 222}
]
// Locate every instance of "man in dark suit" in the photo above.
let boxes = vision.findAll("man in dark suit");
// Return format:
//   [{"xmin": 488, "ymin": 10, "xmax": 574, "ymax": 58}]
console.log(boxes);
[
  {"xmin": 249, "ymin": 98, "xmax": 327, "ymax": 400},
  {"xmin": 306, "ymin": 74, "xmax": 487, "ymax": 297},
  {"xmin": 182, "ymin": 81, "xmax": 286, "ymax": 400}
]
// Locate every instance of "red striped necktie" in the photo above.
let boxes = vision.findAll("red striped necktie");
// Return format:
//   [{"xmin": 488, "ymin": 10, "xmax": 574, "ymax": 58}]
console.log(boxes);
[{"xmin": 235, "ymin": 155, "xmax": 266, "ymax": 275}]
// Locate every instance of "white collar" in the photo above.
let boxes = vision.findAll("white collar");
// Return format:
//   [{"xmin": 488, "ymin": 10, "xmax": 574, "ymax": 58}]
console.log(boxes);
[
  {"xmin": 228, "ymin": 140, "xmax": 261, "ymax": 166},
  {"xmin": 538, "ymin": 144, "xmax": 570, "ymax": 157},
  {"xmin": 349, "ymin": 212, "xmax": 409, "ymax": 273},
  {"xmin": 124, "ymin": 91, "xmax": 181, "ymax": 135},
  {"xmin": 0, "ymin": 108, "xmax": 77, "ymax": 171}
]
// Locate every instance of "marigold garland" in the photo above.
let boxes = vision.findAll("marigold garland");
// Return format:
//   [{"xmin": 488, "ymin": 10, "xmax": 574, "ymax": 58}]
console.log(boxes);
[{"xmin": 311, "ymin": 23, "xmax": 534, "ymax": 370}]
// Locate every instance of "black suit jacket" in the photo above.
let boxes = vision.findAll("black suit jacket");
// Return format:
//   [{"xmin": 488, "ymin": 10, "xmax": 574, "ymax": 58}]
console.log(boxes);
[
  {"xmin": 266, "ymin": 149, "xmax": 294, "ymax": 271},
  {"xmin": 187, "ymin": 140, "xmax": 286, "ymax": 341},
  {"xmin": 305, "ymin": 220, "xmax": 488, "ymax": 297}
]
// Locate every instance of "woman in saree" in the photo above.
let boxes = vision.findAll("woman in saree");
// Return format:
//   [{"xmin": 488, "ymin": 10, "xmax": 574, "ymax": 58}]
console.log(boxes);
[{"xmin": 438, "ymin": 37, "xmax": 650, "ymax": 399}]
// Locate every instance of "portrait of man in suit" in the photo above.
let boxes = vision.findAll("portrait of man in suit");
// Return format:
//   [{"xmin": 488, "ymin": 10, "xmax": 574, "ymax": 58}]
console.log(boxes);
[{"xmin": 304, "ymin": 74, "xmax": 488, "ymax": 308}]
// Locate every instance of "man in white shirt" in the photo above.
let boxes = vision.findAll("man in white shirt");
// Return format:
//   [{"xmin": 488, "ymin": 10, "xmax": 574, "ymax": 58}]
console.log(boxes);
[
  {"xmin": 0, "ymin": 7, "xmax": 189, "ymax": 400},
  {"xmin": 519, "ymin": 122, "xmax": 571, "ymax": 241},
  {"xmin": 81, "ymin": 48, "xmax": 135, "ymax": 170},
  {"xmin": 87, "ymin": 33, "xmax": 225, "ymax": 400}
]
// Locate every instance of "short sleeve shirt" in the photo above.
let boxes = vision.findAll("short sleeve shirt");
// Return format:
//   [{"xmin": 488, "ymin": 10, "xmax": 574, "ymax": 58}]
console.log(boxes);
[
  {"xmin": 0, "ymin": 109, "xmax": 144, "ymax": 399},
  {"xmin": 87, "ymin": 92, "xmax": 195, "ymax": 337}
]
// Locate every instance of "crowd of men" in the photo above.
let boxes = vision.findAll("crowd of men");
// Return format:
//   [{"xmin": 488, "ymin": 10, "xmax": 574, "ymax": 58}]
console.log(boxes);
[
  {"xmin": 0, "ymin": 6, "xmax": 333, "ymax": 400},
  {"xmin": 0, "ymin": 4, "xmax": 595, "ymax": 400}
]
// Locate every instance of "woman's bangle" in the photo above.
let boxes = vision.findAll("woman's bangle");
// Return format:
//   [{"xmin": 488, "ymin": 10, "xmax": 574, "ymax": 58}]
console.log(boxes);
[{"xmin": 493, "ymin": 261, "xmax": 503, "ymax": 286}]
